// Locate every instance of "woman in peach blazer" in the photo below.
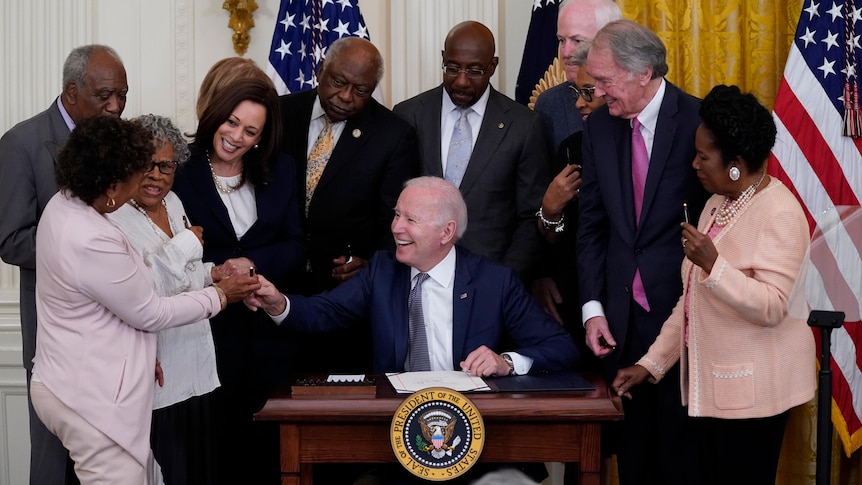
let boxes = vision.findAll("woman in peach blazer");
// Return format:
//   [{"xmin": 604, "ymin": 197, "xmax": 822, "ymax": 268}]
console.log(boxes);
[{"xmin": 613, "ymin": 85, "xmax": 815, "ymax": 485}]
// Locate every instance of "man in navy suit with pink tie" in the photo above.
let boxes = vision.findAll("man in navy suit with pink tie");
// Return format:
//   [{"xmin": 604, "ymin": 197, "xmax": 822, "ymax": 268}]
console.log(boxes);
[{"xmin": 576, "ymin": 20, "xmax": 709, "ymax": 484}]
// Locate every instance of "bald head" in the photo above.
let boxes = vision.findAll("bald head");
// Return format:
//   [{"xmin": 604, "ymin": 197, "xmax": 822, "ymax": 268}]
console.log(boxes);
[{"xmin": 441, "ymin": 21, "xmax": 499, "ymax": 108}]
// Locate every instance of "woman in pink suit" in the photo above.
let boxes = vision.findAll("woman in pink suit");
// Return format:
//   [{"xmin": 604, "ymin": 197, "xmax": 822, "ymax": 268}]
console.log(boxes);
[
  {"xmin": 29, "ymin": 116, "xmax": 260, "ymax": 484},
  {"xmin": 612, "ymin": 85, "xmax": 816, "ymax": 484}
]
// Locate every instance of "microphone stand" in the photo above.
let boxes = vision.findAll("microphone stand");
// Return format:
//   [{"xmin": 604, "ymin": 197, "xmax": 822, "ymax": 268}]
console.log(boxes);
[{"xmin": 807, "ymin": 310, "xmax": 845, "ymax": 485}]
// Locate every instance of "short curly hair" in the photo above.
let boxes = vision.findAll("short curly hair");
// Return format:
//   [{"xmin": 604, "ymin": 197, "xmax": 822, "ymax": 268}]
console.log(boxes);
[
  {"xmin": 56, "ymin": 116, "xmax": 154, "ymax": 205},
  {"xmin": 699, "ymin": 85, "xmax": 776, "ymax": 172},
  {"xmin": 134, "ymin": 114, "xmax": 190, "ymax": 162}
]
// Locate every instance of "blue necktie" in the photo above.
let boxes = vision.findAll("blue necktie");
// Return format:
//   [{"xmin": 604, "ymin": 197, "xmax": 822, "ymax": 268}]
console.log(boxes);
[
  {"xmin": 406, "ymin": 273, "xmax": 431, "ymax": 371},
  {"xmin": 445, "ymin": 108, "xmax": 472, "ymax": 187}
]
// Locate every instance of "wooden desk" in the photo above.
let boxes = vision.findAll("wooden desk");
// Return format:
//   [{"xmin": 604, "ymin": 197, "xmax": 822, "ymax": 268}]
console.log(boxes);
[{"xmin": 255, "ymin": 373, "xmax": 623, "ymax": 485}]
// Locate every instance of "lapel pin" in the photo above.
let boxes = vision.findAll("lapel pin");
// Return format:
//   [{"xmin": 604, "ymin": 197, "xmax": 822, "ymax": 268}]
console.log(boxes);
[
  {"xmin": 460, "ymin": 293, "xmax": 468, "ymax": 300},
  {"xmin": 497, "ymin": 122, "xmax": 504, "ymax": 129},
  {"xmin": 352, "ymin": 129, "xmax": 362, "ymax": 138}
]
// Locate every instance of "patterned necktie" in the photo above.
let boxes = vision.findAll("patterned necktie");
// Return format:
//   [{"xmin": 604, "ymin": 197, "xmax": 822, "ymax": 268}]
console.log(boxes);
[
  {"xmin": 444, "ymin": 108, "xmax": 472, "ymax": 187},
  {"xmin": 305, "ymin": 116, "xmax": 334, "ymax": 216},
  {"xmin": 406, "ymin": 273, "xmax": 432, "ymax": 372},
  {"xmin": 631, "ymin": 118, "xmax": 651, "ymax": 311}
]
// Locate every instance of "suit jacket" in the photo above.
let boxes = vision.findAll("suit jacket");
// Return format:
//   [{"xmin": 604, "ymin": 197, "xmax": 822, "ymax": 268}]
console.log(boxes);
[
  {"xmin": 0, "ymin": 99, "xmax": 68, "ymax": 371},
  {"xmin": 172, "ymin": 151, "xmax": 305, "ymax": 392},
  {"xmin": 34, "ymin": 192, "xmax": 221, "ymax": 467},
  {"xmin": 284, "ymin": 246, "xmax": 578, "ymax": 373},
  {"xmin": 638, "ymin": 179, "xmax": 815, "ymax": 419},
  {"xmin": 278, "ymin": 89, "xmax": 419, "ymax": 294},
  {"xmin": 533, "ymin": 82, "xmax": 584, "ymax": 151},
  {"xmin": 393, "ymin": 86, "xmax": 551, "ymax": 280},
  {"xmin": 577, "ymin": 82, "xmax": 709, "ymax": 367}
]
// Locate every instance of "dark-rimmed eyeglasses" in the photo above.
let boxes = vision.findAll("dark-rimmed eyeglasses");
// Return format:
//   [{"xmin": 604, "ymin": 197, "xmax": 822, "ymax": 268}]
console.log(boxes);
[
  {"xmin": 442, "ymin": 59, "xmax": 495, "ymax": 79},
  {"xmin": 569, "ymin": 85, "xmax": 596, "ymax": 103},
  {"xmin": 144, "ymin": 160, "xmax": 179, "ymax": 175}
]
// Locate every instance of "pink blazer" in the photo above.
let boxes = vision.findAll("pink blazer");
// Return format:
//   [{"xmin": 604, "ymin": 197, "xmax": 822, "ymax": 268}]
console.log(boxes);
[
  {"xmin": 638, "ymin": 178, "xmax": 816, "ymax": 419},
  {"xmin": 33, "ymin": 192, "xmax": 221, "ymax": 466}
]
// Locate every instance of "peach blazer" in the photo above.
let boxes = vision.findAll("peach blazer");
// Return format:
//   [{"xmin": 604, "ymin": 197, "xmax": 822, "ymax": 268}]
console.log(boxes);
[
  {"xmin": 33, "ymin": 192, "xmax": 221, "ymax": 466},
  {"xmin": 638, "ymin": 178, "xmax": 816, "ymax": 419}
]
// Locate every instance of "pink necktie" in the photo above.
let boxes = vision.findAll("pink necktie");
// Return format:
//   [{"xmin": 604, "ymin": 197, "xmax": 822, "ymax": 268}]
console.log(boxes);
[{"xmin": 631, "ymin": 118, "xmax": 650, "ymax": 311}]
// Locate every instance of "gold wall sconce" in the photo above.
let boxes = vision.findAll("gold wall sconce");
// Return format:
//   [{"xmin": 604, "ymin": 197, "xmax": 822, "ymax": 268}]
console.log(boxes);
[{"xmin": 222, "ymin": 0, "xmax": 258, "ymax": 56}]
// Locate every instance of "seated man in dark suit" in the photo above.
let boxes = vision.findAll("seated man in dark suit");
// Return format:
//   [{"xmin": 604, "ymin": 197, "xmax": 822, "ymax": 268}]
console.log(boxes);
[
  {"xmin": 247, "ymin": 176, "xmax": 578, "ymax": 377},
  {"xmin": 248, "ymin": 176, "xmax": 577, "ymax": 483}
]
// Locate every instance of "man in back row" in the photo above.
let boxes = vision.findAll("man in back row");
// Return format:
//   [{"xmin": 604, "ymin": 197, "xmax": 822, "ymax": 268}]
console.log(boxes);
[
  {"xmin": 394, "ymin": 21, "xmax": 549, "ymax": 283},
  {"xmin": 0, "ymin": 44, "xmax": 128, "ymax": 485}
]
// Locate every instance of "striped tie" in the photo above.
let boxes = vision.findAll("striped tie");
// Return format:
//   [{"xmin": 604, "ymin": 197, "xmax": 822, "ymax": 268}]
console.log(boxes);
[{"xmin": 406, "ymin": 273, "xmax": 432, "ymax": 371}]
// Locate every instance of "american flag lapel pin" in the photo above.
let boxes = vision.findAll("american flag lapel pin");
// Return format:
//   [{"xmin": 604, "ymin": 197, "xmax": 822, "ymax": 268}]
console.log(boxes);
[{"xmin": 460, "ymin": 292, "xmax": 468, "ymax": 300}]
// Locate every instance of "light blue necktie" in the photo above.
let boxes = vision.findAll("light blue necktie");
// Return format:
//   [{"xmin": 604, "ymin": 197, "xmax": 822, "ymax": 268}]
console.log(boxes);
[
  {"xmin": 445, "ymin": 108, "xmax": 472, "ymax": 187},
  {"xmin": 406, "ymin": 273, "xmax": 431, "ymax": 371}
]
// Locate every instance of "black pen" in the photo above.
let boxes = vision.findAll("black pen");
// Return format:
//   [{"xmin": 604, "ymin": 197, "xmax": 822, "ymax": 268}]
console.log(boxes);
[
  {"xmin": 182, "ymin": 214, "xmax": 192, "ymax": 229},
  {"xmin": 346, "ymin": 243, "xmax": 354, "ymax": 265},
  {"xmin": 683, "ymin": 202, "xmax": 690, "ymax": 224}
]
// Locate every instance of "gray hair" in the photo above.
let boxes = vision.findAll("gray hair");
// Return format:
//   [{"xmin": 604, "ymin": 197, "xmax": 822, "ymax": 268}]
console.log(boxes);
[
  {"xmin": 62, "ymin": 44, "xmax": 123, "ymax": 89},
  {"xmin": 403, "ymin": 176, "xmax": 468, "ymax": 240},
  {"xmin": 133, "ymin": 114, "xmax": 190, "ymax": 163},
  {"xmin": 592, "ymin": 19, "xmax": 668, "ymax": 79},
  {"xmin": 470, "ymin": 469, "xmax": 540, "ymax": 485},
  {"xmin": 321, "ymin": 37, "xmax": 385, "ymax": 83},
  {"xmin": 559, "ymin": 0, "xmax": 622, "ymax": 33},
  {"xmin": 572, "ymin": 41, "xmax": 591, "ymax": 67}
]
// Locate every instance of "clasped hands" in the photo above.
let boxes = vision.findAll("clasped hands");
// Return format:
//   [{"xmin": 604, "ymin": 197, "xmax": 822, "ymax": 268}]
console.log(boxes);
[{"xmin": 211, "ymin": 257, "xmax": 261, "ymax": 304}]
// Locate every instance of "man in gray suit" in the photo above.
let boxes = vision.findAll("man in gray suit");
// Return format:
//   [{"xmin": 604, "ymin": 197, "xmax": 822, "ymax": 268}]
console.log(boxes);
[
  {"xmin": 394, "ymin": 21, "xmax": 550, "ymax": 281},
  {"xmin": 0, "ymin": 44, "xmax": 127, "ymax": 485}
]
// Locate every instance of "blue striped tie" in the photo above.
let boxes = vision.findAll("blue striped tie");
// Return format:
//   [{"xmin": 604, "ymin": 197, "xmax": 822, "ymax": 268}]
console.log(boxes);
[{"xmin": 406, "ymin": 273, "xmax": 431, "ymax": 371}]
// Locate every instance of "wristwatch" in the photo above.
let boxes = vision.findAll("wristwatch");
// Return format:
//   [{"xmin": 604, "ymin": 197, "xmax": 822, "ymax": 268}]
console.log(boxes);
[
  {"xmin": 501, "ymin": 353, "xmax": 515, "ymax": 375},
  {"xmin": 536, "ymin": 207, "xmax": 565, "ymax": 233}
]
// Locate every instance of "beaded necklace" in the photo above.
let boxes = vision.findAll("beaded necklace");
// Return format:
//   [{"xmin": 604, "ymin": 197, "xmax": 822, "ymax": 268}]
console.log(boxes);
[
  {"xmin": 207, "ymin": 151, "xmax": 241, "ymax": 195},
  {"xmin": 714, "ymin": 171, "xmax": 766, "ymax": 227},
  {"xmin": 129, "ymin": 198, "xmax": 173, "ymax": 243}
]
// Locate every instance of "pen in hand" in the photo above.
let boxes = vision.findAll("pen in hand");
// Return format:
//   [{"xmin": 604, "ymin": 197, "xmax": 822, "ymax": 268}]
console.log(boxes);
[
  {"xmin": 683, "ymin": 202, "xmax": 690, "ymax": 224},
  {"xmin": 182, "ymin": 215, "xmax": 192, "ymax": 229}
]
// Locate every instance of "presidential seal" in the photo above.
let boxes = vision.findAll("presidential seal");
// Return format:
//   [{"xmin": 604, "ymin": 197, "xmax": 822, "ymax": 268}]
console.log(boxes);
[{"xmin": 390, "ymin": 387, "xmax": 484, "ymax": 481}]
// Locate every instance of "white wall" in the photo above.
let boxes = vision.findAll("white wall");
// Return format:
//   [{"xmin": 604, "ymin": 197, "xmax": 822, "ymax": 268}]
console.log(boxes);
[{"xmin": 0, "ymin": 1, "xmax": 534, "ymax": 483}]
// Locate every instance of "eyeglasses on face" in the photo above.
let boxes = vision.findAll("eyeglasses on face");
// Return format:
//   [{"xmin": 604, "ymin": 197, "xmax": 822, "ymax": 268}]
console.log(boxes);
[
  {"xmin": 442, "ymin": 59, "xmax": 495, "ymax": 79},
  {"xmin": 570, "ymin": 85, "xmax": 596, "ymax": 103},
  {"xmin": 144, "ymin": 160, "xmax": 179, "ymax": 175}
]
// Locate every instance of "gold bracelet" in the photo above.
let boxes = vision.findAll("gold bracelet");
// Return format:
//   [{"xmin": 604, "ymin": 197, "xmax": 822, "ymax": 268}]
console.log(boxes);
[{"xmin": 213, "ymin": 284, "xmax": 227, "ymax": 311}]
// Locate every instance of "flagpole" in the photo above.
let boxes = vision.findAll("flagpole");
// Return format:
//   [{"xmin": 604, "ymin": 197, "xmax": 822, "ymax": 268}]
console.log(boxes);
[{"xmin": 807, "ymin": 310, "xmax": 845, "ymax": 485}]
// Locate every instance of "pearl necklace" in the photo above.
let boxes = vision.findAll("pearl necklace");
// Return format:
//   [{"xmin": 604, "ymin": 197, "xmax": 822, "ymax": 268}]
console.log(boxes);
[
  {"xmin": 207, "ymin": 152, "xmax": 240, "ymax": 195},
  {"xmin": 129, "ymin": 198, "xmax": 173, "ymax": 243},
  {"xmin": 714, "ymin": 172, "xmax": 766, "ymax": 227}
]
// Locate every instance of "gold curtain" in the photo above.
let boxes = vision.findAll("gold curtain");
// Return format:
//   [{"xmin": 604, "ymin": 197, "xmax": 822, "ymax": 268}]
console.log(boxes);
[{"xmin": 604, "ymin": 1, "xmax": 862, "ymax": 484}]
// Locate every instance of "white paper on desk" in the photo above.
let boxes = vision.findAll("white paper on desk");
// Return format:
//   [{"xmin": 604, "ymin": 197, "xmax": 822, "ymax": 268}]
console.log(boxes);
[
  {"xmin": 327, "ymin": 374, "xmax": 365, "ymax": 383},
  {"xmin": 386, "ymin": 371, "xmax": 491, "ymax": 393}
]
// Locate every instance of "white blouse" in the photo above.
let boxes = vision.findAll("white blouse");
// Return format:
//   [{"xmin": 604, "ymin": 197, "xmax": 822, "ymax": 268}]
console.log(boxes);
[{"xmin": 107, "ymin": 191, "xmax": 220, "ymax": 409}]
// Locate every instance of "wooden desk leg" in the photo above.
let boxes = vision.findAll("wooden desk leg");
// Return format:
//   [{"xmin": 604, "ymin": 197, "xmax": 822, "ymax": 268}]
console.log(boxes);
[
  {"xmin": 579, "ymin": 423, "xmax": 602, "ymax": 485},
  {"xmin": 281, "ymin": 424, "xmax": 301, "ymax": 485}
]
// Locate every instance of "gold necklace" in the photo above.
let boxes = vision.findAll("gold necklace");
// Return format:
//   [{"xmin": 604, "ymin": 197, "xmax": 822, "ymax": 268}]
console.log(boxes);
[
  {"xmin": 207, "ymin": 151, "xmax": 241, "ymax": 194},
  {"xmin": 715, "ymin": 171, "xmax": 766, "ymax": 227}
]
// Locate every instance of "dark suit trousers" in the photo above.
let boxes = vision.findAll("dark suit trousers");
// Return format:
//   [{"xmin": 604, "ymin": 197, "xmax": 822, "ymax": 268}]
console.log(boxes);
[{"xmin": 611, "ymin": 301, "xmax": 698, "ymax": 485}]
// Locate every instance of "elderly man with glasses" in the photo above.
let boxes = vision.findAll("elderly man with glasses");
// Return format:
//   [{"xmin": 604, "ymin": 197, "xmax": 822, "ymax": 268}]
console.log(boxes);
[{"xmin": 394, "ymin": 20, "xmax": 550, "ymax": 283}]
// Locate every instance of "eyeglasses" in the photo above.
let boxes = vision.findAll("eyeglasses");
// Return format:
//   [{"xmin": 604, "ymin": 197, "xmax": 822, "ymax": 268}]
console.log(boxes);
[
  {"xmin": 570, "ymin": 85, "xmax": 596, "ymax": 103},
  {"xmin": 442, "ymin": 59, "xmax": 496, "ymax": 79},
  {"xmin": 144, "ymin": 160, "xmax": 179, "ymax": 175}
]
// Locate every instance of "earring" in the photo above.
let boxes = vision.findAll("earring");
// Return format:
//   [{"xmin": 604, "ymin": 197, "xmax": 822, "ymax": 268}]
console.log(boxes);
[
  {"xmin": 729, "ymin": 165, "xmax": 740, "ymax": 181},
  {"xmin": 106, "ymin": 197, "xmax": 116, "ymax": 208},
  {"xmin": 254, "ymin": 144, "xmax": 259, "ymax": 150}
]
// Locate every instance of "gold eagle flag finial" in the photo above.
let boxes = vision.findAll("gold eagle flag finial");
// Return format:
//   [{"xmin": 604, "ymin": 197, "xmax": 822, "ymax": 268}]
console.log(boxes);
[{"xmin": 222, "ymin": 0, "xmax": 258, "ymax": 56}]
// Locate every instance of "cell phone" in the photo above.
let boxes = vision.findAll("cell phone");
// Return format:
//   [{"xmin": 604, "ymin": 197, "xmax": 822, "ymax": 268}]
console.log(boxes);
[
  {"xmin": 683, "ymin": 202, "xmax": 690, "ymax": 224},
  {"xmin": 249, "ymin": 267, "xmax": 255, "ymax": 277}
]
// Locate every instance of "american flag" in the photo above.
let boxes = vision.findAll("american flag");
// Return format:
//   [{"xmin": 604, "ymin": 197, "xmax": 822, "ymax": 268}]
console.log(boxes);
[
  {"xmin": 514, "ymin": 0, "xmax": 561, "ymax": 105},
  {"xmin": 266, "ymin": 0, "xmax": 370, "ymax": 95},
  {"xmin": 769, "ymin": 0, "xmax": 862, "ymax": 456}
]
